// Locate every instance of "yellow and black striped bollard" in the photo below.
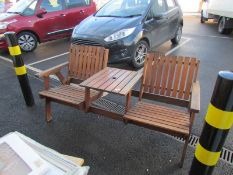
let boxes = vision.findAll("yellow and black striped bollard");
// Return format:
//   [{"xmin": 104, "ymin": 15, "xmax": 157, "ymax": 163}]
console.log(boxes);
[
  {"xmin": 189, "ymin": 71, "xmax": 233, "ymax": 175},
  {"xmin": 4, "ymin": 32, "xmax": 34, "ymax": 107}
]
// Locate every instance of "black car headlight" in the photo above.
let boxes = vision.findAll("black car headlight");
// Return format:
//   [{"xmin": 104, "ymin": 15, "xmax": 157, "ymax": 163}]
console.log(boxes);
[{"xmin": 104, "ymin": 27, "xmax": 136, "ymax": 42}]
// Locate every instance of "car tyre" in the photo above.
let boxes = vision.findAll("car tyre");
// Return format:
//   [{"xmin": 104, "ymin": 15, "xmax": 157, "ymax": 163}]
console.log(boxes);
[
  {"xmin": 171, "ymin": 25, "xmax": 182, "ymax": 45},
  {"xmin": 17, "ymin": 32, "xmax": 38, "ymax": 52},
  {"xmin": 218, "ymin": 17, "xmax": 233, "ymax": 35},
  {"xmin": 131, "ymin": 40, "xmax": 149, "ymax": 69}
]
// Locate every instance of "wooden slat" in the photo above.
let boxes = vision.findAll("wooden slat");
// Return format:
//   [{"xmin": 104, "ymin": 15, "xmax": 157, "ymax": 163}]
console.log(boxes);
[
  {"xmin": 144, "ymin": 54, "xmax": 153, "ymax": 92},
  {"xmin": 184, "ymin": 58, "xmax": 197, "ymax": 100},
  {"xmin": 105, "ymin": 70, "xmax": 132, "ymax": 92},
  {"xmin": 125, "ymin": 113, "xmax": 189, "ymax": 135},
  {"xmin": 98, "ymin": 48, "xmax": 104, "ymax": 71},
  {"xmin": 154, "ymin": 56, "xmax": 165, "ymax": 94},
  {"xmin": 68, "ymin": 47, "xmax": 75, "ymax": 76},
  {"xmin": 190, "ymin": 81, "xmax": 200, "ymax": 113},
  {"xmin": 81, "ymin": 46, "xmax": 88, "ymax": 79},
  {"xmin": 85, "ymin": 46, "xmax": 92, "ymax": 79},
  {"xmin": 39, "ymin": 85, "xmax": 98, "ymax": 105},
  {"xmin": 89, "ymin": 47, "xmax": 96, "ymax": 76},
  {"xmin": 127, "ymin": 111, "xmax": 189, "ymax": 131},
  {"xmin": 98, "ymin": 70, "xmax": 127, "ymax": 91},
  {"xmin": 178, "ymin": 57, "xmax": 190, "ymax": 99},
  {"xmin": 112, "ymin": 71, "xmax": 137, "ymax": 94},
  {"xmin": 134, "ymin": 102, "xmax": 189, "ymax": 117},
  {"xmin": 98, "ymin": 69, "xmax": 127, "ymax": 90},
  {"xmin": 135, "ymin": 102, "xmax": 189, "ymax": 116},
  {"xmin": 171, "ymin": 57, "xmax": 183, "ymax": 97},
  {"xmin": 127, "ymin": 102, "xmax": 189, "ymax": 125},
  {"xmin": 160, "ymin": 56, "xmax": 170, "ymax": 95},
  {"xmin": 131, "ymin": 106, "xmax": 189, "ymax": 122},
  {"xmin": 77, "ymin": 45, "xmax": 85, "ymax": 79},
  {"xmin": 73, "ymin": 46, "xmax": 79, "ymax": 77},
  {"xmin": 80, "ymin": 67, "xmax": 110, "ymax": 86},
  {"xmin": 67, "ymin": 45, "xmax": 109, "ymax": 82},
  {"xmin": 193, "ymin": 60, "xmax": 200, "ymax": 82},
  {"xmin": 165, "ymin": 57, "xmax": 177, "ymax": 96},
  {"xmin": 103, "ymin": 49, "xmax": 109, "ymax": 68},
  {"xmin": 94, "ymin": 47, "xmax": 101, "ymax": 73},
  {"xmin": 119, "ymin": 72, "xmax": 142, "ymax": 95},
  {"xmin": 88, "ymin": 68, "xmax": 121, "ymax": 88},
  {"xmin": 149, "ymin": 55, "xmax": 159, "ymax": 93}
]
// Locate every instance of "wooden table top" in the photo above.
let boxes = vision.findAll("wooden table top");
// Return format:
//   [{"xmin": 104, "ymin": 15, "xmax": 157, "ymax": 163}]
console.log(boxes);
[{"xmin": 80, "ymin": 67, "xmax": 142, "ymax": 96}]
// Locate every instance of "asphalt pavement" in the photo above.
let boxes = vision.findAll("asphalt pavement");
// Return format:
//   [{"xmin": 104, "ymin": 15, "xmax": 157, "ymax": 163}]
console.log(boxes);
[{"xmin": 0, "ymin": 16, "xmax": 233, "ymax": 175}]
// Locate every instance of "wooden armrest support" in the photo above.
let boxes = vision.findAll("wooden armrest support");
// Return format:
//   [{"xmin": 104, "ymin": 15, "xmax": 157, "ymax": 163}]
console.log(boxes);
[
  {"xmin": 38, "ymin": 62, "xmax": 68, "ymax": 78},
  {"xmin": 190, "ymin": 81, "xmax": 200, "ymax": 113}
]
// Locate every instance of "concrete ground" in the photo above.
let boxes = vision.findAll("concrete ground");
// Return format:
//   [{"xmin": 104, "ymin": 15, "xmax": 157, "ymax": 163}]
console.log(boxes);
[{"xmin": 0, "ymin": 16, "xmax": 233, "ymax": 174}]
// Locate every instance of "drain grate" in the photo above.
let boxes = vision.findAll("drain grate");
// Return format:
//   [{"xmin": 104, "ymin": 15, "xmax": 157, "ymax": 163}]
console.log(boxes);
[
  {"xmin": 172, "ymin": 134, "xmax": 233, "ymax": 165},
  {"xmin": 92, "ymin": 98, "xmax": 125, "ymax": 114},
  {"xmin": 94, "ymin": 98, "xmax": 233, "ymax": 165}
]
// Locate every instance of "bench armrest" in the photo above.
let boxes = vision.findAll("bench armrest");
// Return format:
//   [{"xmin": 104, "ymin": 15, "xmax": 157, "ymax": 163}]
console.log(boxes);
[
  {"xmin": 190, "ymin": 81, "xmax": 200, "ymax": 113},
  {"xmin": 37, "ymin": 62, "xmax": 69, "ymax": 89},
  {"xmin": 38, "ymin": 62, "xmax": 68, "ymax": 78}
]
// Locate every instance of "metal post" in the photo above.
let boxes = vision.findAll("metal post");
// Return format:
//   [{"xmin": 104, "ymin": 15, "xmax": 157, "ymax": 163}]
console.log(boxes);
[
  {"xmin": 4, "ymin": 32, "xmax": 35, "ymax": 107},
  {"xmin": 189, "ymin": 71, "xmax": 233, "ymax": 175}
]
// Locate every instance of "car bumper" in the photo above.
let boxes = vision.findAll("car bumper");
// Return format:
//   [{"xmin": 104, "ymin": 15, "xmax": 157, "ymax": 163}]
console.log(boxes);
[{"xmin": 72, "ymin": 35, "xmax": 138, "ymax": 63}]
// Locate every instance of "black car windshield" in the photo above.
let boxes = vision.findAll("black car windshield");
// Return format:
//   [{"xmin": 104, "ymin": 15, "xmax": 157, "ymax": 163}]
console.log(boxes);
[
  {"xmin": 7, "ymin": 0, "xmax": 37, "ymax": 14},
  {"xmin": 95, "ymin": 0, "xmax": 151, "ymax": 17}
]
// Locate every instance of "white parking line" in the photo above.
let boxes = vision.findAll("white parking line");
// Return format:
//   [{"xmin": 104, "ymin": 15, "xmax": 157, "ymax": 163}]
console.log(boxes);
[
  {"xmin": 0, "ymin": 56, "xmax": 59, "ymax": 80},
  {"xmin": 28, "ymin": 52, "xmax": 69, "ymax": 66},
  {"xmin": 184, "ymin": 33, "xmax": 233, "ymax": 40},
  {"xmin": 1, "ymin": 37, "xmax": 191, "ymax": 75},
  {"xmin": 165, "ymin": 38, "xmax": 192, "ymax": 56},
  {"xmin": 0, "ymin": 56, "xmax": 41, "ymax": 72}
]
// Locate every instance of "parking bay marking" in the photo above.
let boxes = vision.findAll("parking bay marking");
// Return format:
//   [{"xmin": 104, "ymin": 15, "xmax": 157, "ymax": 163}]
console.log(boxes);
[
  {"xmin": 27, "ymin": 52, "xmax": 69, "ymax": 66},
  {"xmin": 1, "ymin": 36, "xmax": 190, "ymax": 78},
  {"xmin": 165, "ymin": 37, "xmax": 192, "ymax": 56},
  {"xmin": 183, "ymin": 33, "xmax": 233, "ymax": 40},
  {"xmin": 0, "ymin": 56, "xmax": 59, "ymax": 81},
  {"xmin": 0, "ymin": 36, "xmax": 190, "ymax": 96}
]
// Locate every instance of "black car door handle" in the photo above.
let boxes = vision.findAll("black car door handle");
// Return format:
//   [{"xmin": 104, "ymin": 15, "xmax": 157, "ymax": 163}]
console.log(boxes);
[{"xmin": 60, "ymin": 14, "xmax": 66, "ymax": 17}]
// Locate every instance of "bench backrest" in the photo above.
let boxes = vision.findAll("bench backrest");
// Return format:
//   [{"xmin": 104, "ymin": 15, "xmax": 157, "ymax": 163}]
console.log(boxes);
[
  {"xmin": 68, "ymin": 44, "xmax": 109, "ymax": 82},
  {"xmin": 141, "ymin": 53, "xmax": 200, "ymax": 101}
]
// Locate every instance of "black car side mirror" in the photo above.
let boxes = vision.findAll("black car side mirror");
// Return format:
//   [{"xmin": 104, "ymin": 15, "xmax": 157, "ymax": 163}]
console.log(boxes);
[{"xmin": 36, "ymin": 8, "xmax": 47, "ymax": 18}]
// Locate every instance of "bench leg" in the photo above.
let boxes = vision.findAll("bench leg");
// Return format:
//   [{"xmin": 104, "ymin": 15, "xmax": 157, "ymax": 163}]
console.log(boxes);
[
  {"xmin": 45, "ymin": 99, "xmax": 52, "ymax": 122},
  {"xmin": 85, "ymin": 88, "xmax": 91, "ymax": 112},
  {"xmin": 180, "ymin": 137, "xmax": 189, "ymax": 168}
]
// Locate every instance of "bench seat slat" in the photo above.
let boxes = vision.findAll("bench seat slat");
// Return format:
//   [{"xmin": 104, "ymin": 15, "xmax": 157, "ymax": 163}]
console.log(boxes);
[
  {"xmin": 124, "ymin": 102, "xmax": 190, "ymax": 135},
  {"xmin": 39, "ymin": 85, "xmax": 98, "ymax": 106}
]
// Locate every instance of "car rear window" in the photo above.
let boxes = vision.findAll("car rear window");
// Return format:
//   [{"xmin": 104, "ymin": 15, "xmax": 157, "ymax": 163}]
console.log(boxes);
[{"xmin": 65, "ymin": 0, "xmax": 90, "ymax": 8}]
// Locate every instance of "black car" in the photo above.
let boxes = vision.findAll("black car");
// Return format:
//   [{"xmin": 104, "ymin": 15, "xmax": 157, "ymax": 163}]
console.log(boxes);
[{"xmin": 72, "ymin": 0, "xmax": 183, "ymax": 68}]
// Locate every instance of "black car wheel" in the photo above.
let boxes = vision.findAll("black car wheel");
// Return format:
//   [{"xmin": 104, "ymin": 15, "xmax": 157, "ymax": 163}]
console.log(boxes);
[
  {"xmin": 17, "ymin": 32, "xmax": 38, "ymax": 52},
  {"xmin": 218, "ymin": 17, "xmax": 233, "ymax": 35},
  {"xmin": 131, "ymin": 40, "xmax": 149, "ymax": 69},
  {"xmin": 171, "ymin": 25, "xmax": 182, "ymax": 45}
]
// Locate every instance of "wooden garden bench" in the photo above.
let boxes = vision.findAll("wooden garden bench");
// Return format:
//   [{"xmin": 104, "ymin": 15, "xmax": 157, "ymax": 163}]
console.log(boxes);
[
  {"xmin": 125, "ymin": 53, "xmax": 200, "ymax": 167},
  {"xmin": 38, "ymin": 44, "xmax": 109, "ymax": 122}
]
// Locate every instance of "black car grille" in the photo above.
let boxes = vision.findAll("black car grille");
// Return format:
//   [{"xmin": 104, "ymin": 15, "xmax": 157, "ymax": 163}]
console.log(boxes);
[{"xmin": 72, "ymin": 39, "xmax": 102, "ymax": 46}]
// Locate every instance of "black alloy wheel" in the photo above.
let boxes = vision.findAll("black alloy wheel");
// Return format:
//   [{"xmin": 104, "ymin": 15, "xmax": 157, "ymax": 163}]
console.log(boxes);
[{"xmin": 131, "ymin": 40, "xmax": 149, "ymax": 69}]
